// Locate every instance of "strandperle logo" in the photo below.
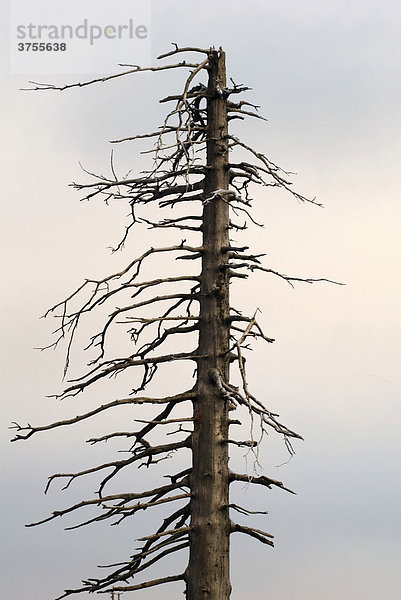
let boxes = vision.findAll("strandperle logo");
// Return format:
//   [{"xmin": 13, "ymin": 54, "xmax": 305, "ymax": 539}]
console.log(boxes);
[{"xmin": 16, "ymin": 19, "xmax": 148, "ymax": 46}]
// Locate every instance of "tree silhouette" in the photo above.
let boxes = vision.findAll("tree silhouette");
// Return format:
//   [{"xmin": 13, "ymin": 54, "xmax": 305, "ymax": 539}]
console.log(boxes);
[{"xmin": 11, "ymin": 45, "xmax": 337, "ymax": 599}]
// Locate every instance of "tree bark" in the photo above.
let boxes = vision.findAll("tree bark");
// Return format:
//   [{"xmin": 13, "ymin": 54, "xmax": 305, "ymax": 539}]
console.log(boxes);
[{"xmin": 186, "ymin": 48, "xmax": 231, "ymax": 600}]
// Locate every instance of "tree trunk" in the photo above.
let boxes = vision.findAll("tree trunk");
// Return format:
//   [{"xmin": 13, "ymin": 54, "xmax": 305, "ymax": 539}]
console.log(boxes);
[{"xmin": 186, "ymin": 48, "xmax": 231, "ymax": 600}]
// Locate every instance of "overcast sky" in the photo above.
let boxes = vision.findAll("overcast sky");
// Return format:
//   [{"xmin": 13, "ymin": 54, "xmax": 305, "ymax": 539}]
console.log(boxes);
[{"xmin": 1, "ymin": 1, "xmax": 400, "ymax": 599}]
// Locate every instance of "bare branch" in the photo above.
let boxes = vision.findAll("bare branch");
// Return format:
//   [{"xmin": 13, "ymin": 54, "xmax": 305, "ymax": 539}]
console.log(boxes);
[
  {"xmin": 102, "ymin": 573, "xmax": 185, "ymax": 593},
  {"xmin": 57, "ymin": 353, "xmax": 203, "ymax": 400},
  {"xmin": 26, "ymin": 477, "xmax": 190, "ymax": 527},
  {"xmin": 228, "ymin": 107, "xmax": 268, "ymax": 121},
  {"xmin": 23, "ymin": 62, "xmax": 203, "ymax": 92},
  {"xmin": 230, "ymin": 472, "xmax": 295, "ymax": 495},
  {"xmin": 118, "ymin": 316, "xmax": 199, "ymax": 324},
  {"xmin": 158, "ymin": 44, "xmax": 210, "ymax": 59},
  {"xmin": 231, "ymin": 523, "xmax": 274, "ymax": 546},
  {"xmin": 134, "ymin": 417, "xmax": 193, "ymax": 425},
  {"xmin": 103, "ymin": 493, "xmax": 192, "ymax": 513},
  {"xmin": 138, "ymin": 525, "xmax": 192, "ymax": 542},
  {"xmin": 11, "ymin": 391, "xmax": 196, "ymax": 441},
  {"xmin": 45, "ymin": 437, "xmax": 191, "ymax": 495},
  {"xmin": 247, "ymin": 264, "xmax": 344, "ymax": 287},
  {"xmin": 228, "ymin": 504, "xmax": 268, "ymax": 516}
]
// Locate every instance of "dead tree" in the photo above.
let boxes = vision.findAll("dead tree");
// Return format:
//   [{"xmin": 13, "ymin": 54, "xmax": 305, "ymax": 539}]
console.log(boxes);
[{"xmin": 12, "ymin": 46, "xmax": 337, "ymax": 599}]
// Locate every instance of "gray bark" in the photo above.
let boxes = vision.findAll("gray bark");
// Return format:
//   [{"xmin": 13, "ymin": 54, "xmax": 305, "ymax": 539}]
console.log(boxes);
[{"xmin": 186, "ymin": 48, "xmax": 231, "ymax": 600}]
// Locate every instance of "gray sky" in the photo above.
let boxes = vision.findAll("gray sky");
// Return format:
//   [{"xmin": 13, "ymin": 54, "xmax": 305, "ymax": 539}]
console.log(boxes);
[{"xmin": 1, "ymin": 1, "xmax": 400, "ymax": 599}]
